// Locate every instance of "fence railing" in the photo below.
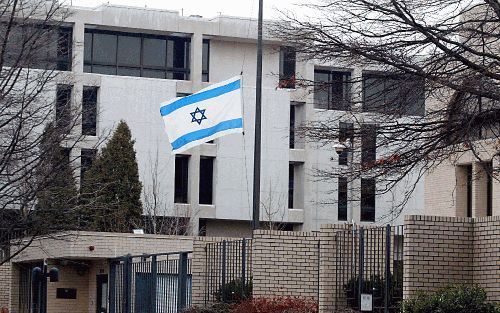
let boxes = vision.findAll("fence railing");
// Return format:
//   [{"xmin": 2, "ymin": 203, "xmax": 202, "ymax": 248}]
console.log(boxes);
[
  {"xmin": 109, "ymin": 251, "xmax": 193, "ymax": 313},
  {"xmin": 204, "ymin": 239, "xmax": 252, "ymax": 304},
  {"xmin": 334, "ymin": 225, "xmax": 404, "ymax": 313}
]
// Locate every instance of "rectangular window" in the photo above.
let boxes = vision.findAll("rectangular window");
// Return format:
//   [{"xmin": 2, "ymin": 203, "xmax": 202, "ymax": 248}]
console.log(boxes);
[
  {"xmin": 288, "ymin": 163, "xmax": 294, "ymax": 209},
  {"xmin": 199, "ymin": 157, "xmax": 214, "ymax": 205},
  {"xmin": 363, "ymin": 72, "xmax": 425, "ymax": 116},
  {"xmin": 57, "ymin": 27, "xmax": 73, "ymax": 71},
  {"xmin": 82, "ymin": 86, "xmax": 98, "ymax": 136},
  {"xmin": 202, "ymin": 39, "xmax": 210, "ymax": 82},
  {"xmin": 84, "ymin": 29, "xmax": 190, "ymax": 80},
  {"xmin": 361, "ymin": 125, "xmax": 377, "ymax": 166},
  {"xmin": 290, "ymin": 105, "xmax": 295, "ymax": 149},
  {"xmin": 56, "ymin": 84, "xmax": 72, "ymax": 130},
  {"xmin": 314, "ymin": 70, "xmax": 351, "ymax": 110},
  {"xmin": 80, "ymin": 149, "xmax": 96, "ymax": 184},
  {"xmin": 485, "ymin": 162, "xmax": 493, "ymax": 217},
  {"xmin": 175, "ymin": 155, "xmax": 189, "ymax": 203},
  {"xmin": 466, "ymin": 164, "xmax": 472, "ymax": 217},
  {"xmin": 279, "ymin": 46, "xmax": 296, "ymax": 89},
  {"xmin": 338, "ymin": 177, "xmax": 348, "ymax": 221},
  {"xmin": 360, "ymin": 178, "xmax": 376, "ymax": 222},
  {"xmin": 338, "ymin": 122, "xmax": 354, "ymax": 165}
]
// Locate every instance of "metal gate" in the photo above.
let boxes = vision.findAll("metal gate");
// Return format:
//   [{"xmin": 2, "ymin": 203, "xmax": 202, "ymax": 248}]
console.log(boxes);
[
  {"xmin": 109, "ymin": 251, "xmax": 192, "ymax": 313},
  {"xmin": 204, "ymin": 239, "xmax": 252, "ymax": 304},
  {"xmin": 334, "ymin": 225, "xmax": 404, "ymax": 313}
]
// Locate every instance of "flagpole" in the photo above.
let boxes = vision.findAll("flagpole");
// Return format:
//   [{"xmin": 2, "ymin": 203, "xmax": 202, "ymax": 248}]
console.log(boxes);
[{"xmin": 252, "ymin": 0, "xmax": 264, "ymax": 231}]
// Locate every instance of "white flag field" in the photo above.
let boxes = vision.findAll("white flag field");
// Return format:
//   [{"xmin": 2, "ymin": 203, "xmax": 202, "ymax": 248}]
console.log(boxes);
[{"xmin": 159, "ymin": 76, "xmax": 243, "ymax": 154}]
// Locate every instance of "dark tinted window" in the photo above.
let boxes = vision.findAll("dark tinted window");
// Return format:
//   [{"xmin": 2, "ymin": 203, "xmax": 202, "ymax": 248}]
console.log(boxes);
[
  {"xmin": 338, "ymin": 177, "xmax": 347, "ymax": 221},
  {"xmin": 338, "ymin": 122, "xmax": 354, "ymax": 165},
  {"xmin": 279, "ymin": 46, "xmax": 296, "ymax": 89},
  {"xmin": 314, "ymin": 70, "xmax": 351, "ymax": 110},
  {"xmin": 199, "ymin": 157, "xmax": 214, "ymax": 205},
  {"xmin": 84, "ymin": 29, "xmax": 190, "ymax": 80},
  {"xmin": 80, "ymin": 149, "xmax": 96, "ymax": 185},
  {"xmin": 117, "ymin": 35, "xmax": 141, "ymax": 66},
  {"xmin": 290, "ymin": 105, "xmax": 295, "ymax": 149},
  {"xmin": 363, "ymin": 73, "xmax": 425, "ymax": 116},
  {"xmin": 288, "ymin": 164, "xmax": 294, "ymax": 209},
  {"xmin": 175, "ymin": 155, "xmax": 189, "ymax": 203},
  {"xmin": 360, "ymin": 178, "xmax": 376, "ymax": 222},
  {"xmin": 202, "ymin": 39, "xmax": 210, "ymax": 82},
  {"xmin": 361, "ymin": 124, "xmax": 377, "ymax": 166},
  {"xmin": 57, "ymin": 27, "xmax": 73, "ymax": 71},
  {"xmin": 56, "ymin": 85, "xmax": 72, "ymax": 130},
  {"xmin": 82, "ymin": 86, "xmax": 98, "ymax": 136}
]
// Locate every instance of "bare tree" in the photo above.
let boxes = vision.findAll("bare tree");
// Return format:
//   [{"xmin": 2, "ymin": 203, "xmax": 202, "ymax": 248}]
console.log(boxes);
[
  {"xmin": 261, "ymin": 178, "xmax": 288, "ymax": 230},
  {"xmin": 0, "ymin": 0, "xmax": 86, "ymax": 265},
  {"xmin": 273, "ymin": 0, "xmax": 500, "ymax": 215},
  {"xmin": 142, "ymin": 148, "xmax": 192, "ymax": 235}
]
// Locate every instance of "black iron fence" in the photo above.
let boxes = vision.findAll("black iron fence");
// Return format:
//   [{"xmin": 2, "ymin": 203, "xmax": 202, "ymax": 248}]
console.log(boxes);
[
  {"xmin": 204, "ymin": 239, "xmax": 252, "ymax": 304},
  {"xmin": 334, "ymin": 225, "xmax": 404, "ymax": 313},
  {"xmin": 109, "ymin": 251, "xmax": 193, "ymax": 313}
]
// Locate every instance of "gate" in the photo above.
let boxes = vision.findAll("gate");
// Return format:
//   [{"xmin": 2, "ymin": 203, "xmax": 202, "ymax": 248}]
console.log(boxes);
[
  {"xmin": 109, "ymin": 251, "xmax": 192, "ymax": 313},
  {"xmin": 204, "ymin": 239, "xmax": 252, "ymax": 304},
  {"xmin": 334, "ymin": 225, "xmax": 404, "ymax": 312}
]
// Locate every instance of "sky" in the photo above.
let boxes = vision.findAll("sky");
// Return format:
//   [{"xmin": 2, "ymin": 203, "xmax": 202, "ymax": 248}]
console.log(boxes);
[{"xmin": 69, "ymin": 0, "xmax": 302, "ymax": 19}]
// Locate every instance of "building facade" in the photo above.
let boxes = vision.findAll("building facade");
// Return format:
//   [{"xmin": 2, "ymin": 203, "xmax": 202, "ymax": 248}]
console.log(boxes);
[{"xmin": 55, "ymin": 4, "xmax": 425, "ymax": 236}]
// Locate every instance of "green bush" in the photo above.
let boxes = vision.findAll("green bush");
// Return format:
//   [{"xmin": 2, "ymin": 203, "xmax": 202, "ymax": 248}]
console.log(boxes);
[
  {"xmin": 215, "ymin": 279, "xmax": 252, "ymax": 304},
  {"xmin": 402, "ymin": 285, "xmax": 500, "ymax": 313}
]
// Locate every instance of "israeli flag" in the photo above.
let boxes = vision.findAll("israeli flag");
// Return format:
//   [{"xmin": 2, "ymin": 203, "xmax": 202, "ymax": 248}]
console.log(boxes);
[{"xmin": 160, "ymin": 76, "xmax": 243, "ymax": 154}]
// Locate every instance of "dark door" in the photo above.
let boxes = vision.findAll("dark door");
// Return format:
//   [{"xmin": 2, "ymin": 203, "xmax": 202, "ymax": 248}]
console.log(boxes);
[{"xmin": 96, "ymin": 274, "xmax": 108, "ymax": 313}]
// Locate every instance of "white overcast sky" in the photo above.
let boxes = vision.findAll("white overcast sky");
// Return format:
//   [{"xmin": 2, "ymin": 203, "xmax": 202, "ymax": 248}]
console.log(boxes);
[{"xmin": 69, "ymin": 0, "xmax": 303, "ymax": 19}]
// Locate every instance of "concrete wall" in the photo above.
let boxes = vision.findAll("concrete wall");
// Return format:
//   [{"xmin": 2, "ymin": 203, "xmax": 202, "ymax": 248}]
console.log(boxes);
[{"xmin": 404, "ymin": 215, "xmax": 500, "ymax": 301}]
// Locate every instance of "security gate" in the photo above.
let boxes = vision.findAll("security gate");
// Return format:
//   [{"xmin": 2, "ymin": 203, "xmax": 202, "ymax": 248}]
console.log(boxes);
[
  {"xmin": 109, "ymin": 251, "xmax": 192, "ymax": 313},
  {"xmin": 334, "ymin": 225, "xmax": 404, "ymax": 312}
]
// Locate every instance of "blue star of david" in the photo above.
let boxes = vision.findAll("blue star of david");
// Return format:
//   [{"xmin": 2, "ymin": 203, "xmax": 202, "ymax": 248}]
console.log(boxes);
[{"xmin": 190, "ymin": 107, "xmax": 207, "ymax": 125}]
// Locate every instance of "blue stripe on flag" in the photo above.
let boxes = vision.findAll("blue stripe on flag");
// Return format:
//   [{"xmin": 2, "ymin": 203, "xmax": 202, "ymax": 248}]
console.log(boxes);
[
  {"xmin": 160, "ymin": 79, "xmax": 241, "ymax": 116},
  {"xmin": 171, "ymin": 118, "xmax": 243, "ymax": 150}
]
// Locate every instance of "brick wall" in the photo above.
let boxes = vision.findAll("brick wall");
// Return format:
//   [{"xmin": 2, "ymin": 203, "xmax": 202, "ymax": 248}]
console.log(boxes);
[
  {"xmin": 0, "ymin": 263, "xmax": 11, "ymax": 310},
  {"xmin": 404, "ymin": 215, "xmax": 500, "ymax": 301},
  {"xmin": 252, "ymin": 230, "xmax": 319, "ymax": 300},
  {"xmin": 473, "ymin": 216, "xmax": 500, "ymax": 301}
]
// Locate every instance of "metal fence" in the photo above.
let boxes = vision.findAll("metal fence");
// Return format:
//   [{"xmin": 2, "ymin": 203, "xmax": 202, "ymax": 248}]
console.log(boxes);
[
  {"xmin": 334, "ymin": 225, "xmax": 404, "ymax": 313},
  {"xmin": 109, "ymin": 251, "xmax": 193, "ymax": 313},
  {"xmin": 204, "ymin": 239, "xmax": 252, "ymax": 304}
]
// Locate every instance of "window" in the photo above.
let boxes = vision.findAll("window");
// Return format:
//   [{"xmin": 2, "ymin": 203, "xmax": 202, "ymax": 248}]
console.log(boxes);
[
  {"xmin": 486, "ymin": 162, "xmax": 493, "ymax": 217},
  {"xmin": 290, "ymin": 105, "xmax": 295, "ymax": 149},
  {"xmin": 360, "ymin": 178, "xmax": 376, "ymax": 222},
  {"xmin": 5, "ymin": 26, "xmax": 72, "ymax": 71},
  {"xmin": 314, "ymin": 70, "xmax": 351, "ymax": 110},
  {"xmin": 279, "ymin": 46, "xmax": 296, "ymax": 89},
  {"xmin": 202, "ymin": 39, "xmax": 210, "ymax": 82},
  {"xmin": 61, "ymin": 147, "xmax": 71, "ymax": 166},
  {"xmin": 82, "ymin": 86, "xmax": 98, "ymax": 136},
  {"xmin": 338, "ymin": 177, "xmax": 348, "ymax": 221},
  {"xmin": 466, "ymin": 164, "xmax": 472, "ymax": 217},
  {"xmin": 338, "ymin": 122, "xmax": 354, "ymax": 165},
  {"xmin": 80, "ymin": 149, "xmax": 96, "ymax": 184},
  {"xmin": 57, "ymin": 27, "xmax": 73, "ymax": 71},
  {"xmin": 361, "ymin": 125, "xmax": 377, "ymax": 166},
  {"xmin": 84, "ymin": 29, "xmax": 190, "ymax": 80},
  {"xmin": 56, "ymin": 85, "xmax": 72, "ymax": 130},
  {"xmin": 199, "ymin": 157, "xmax": 214, "ymax": 205},
  {"xmin": 288, "ymin": 163, "xmax": 294, "ymax": 209},
  {"xmin": 175, "ymin": 155, "xmax": 189, "ymax": 203},
  {"xmin": 363, "ymin": 72, "xmax": 425, "ymax": 116}
]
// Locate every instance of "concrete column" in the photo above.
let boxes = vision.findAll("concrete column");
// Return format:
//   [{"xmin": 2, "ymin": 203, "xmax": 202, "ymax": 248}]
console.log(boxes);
[
  {"xmin": 72, "ymin": 21, "xmax": 85, "ymax": 75},
  {"xmin": 190, "ymin": 32, "xmax": 203, "ymax": 90},
  {"xmin": 472, "ymin": 162, "xmax": 488, "ymax": 217},
  {"xmin": 188, "ymin": 151, "xmax": 201, "ymax": 235},
  {"xmin": 351, "ymin": 67, "xmax": 363, "ymax": 111}
]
